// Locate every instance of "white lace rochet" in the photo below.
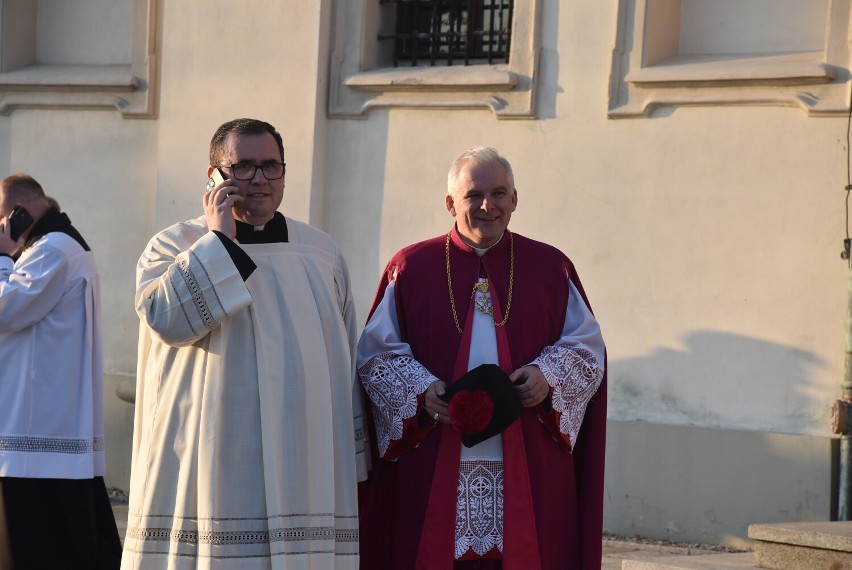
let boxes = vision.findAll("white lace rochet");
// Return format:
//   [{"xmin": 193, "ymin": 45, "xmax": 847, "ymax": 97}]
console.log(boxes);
[
  {"xmin": 455, "ymin": 460, "xmax": 503, "ymax": 559},
  {"xmin": 532, "ymin": 346, "xmax": 603, "ymax": 446},
  {"xmin": 358, "ymin": 353, "xmax": 436, "ymax": 457}
]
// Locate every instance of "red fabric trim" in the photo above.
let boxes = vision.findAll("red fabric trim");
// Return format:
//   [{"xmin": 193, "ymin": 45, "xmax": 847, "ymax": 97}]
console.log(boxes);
[
  {"xmin": 535, "ymin": 404, "xmax": 572, "ymax": 452},
  {"xmin": 415, "ymin": 302, "xmax": 474, "ymax": 570},
  {"xmin": 415, "ymin": 425, "xmax": 462, "ymax": 570},
  {"xmin": 491, "ymin": 281, "xmax": 542, "ymax": 570},
  {"xmin": 384, "ymin": 401, "xmax": 438, "ymax": 460}
]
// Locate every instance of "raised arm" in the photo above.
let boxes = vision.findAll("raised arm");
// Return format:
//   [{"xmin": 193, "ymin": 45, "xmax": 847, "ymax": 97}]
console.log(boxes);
[
  {"xmin": 0, "ymin": 241, "xmax": 70, "ymax": 332},
  {"xmin": 135, "ymin": 228, "xmax": 254, "ymax": 347}
]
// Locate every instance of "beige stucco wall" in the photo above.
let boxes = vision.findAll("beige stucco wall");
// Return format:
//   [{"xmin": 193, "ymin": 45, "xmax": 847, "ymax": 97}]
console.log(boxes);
[
  {"xmin": 0, "ymin": 0, "xmax": 846, "ymax": 545},
  {"xmin": 328, "ymin": 0, "xmax": 848, "ymax": 544},
  {"xmin": 329, "ymin": 5, "xmax": 847, "ymax": 438}
]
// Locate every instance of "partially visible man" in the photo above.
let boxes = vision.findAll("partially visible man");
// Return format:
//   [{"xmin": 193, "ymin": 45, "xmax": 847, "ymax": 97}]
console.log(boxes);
[
  {"xmin": 122, "ymin": 118, "xmax": 367, "ymax": 569},
  {"xmin": 357, "ymin": 147, "xmax": 607, "ymax": 569},
  {"xmin": 0, "ymin": 173, "xmax": 121, "ymax": 569}
]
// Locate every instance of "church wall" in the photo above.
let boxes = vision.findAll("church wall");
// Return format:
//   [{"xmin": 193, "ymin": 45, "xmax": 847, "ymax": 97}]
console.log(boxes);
[
  {"xmin": 0, "ymin": 0, "xmax": 332, "ymax": 490},
  {"xmin": 605, "ymin": 421, "xmax": 836, "ymax": 547},
  {"xmin": 324, "ymin": 0, "xmax": 848, "ymax": 545},
  {"xmin": 0, "ymin": 0, "xmax": 845, "ymax": 546}
]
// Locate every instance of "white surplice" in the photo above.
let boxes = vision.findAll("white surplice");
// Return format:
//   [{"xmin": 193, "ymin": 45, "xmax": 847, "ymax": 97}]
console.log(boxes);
[
  {"xmin": 0, "ymin": 232, "xmax": 104, "ymax": 479},
  {"xmin": 122, "ymin": 216, "xmax": 367, "ymax": 570}
]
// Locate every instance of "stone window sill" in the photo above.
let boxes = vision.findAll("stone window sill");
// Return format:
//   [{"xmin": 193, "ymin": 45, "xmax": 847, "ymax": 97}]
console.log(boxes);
[
  {"xmin": 328, "ymin": 0, "xmax": 541, "ymax": 120},
  {"xmin": 0, "ymin": 64, "xmax": 137, "ymax": 91},
  {"xmin": 345, "ymin": 65, "xmax": 518, "ymax": 93},
  {"xmin": 0, "ymin": 63, "xmax": 155, "ymax": 117},
  {"xmin": 0, "ymin": 0, "xmax": 160, "ymax": 119},
  {"xmin": 625, "ymin": 52, "xmax": 834, "ymax": 88},
  {"xmin": 608, "ymin": 0, "xmax": 850, "ymax": 118}
]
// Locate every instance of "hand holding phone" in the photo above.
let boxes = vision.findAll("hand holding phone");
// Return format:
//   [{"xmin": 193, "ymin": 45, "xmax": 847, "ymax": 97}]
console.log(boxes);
[
  {"xmin": 8, "ymin": 206, "xmax": 34, "ymax": 242},
  {"xmin": 203, "ymin": 168, "xmax": 241, "ymax": 238}
]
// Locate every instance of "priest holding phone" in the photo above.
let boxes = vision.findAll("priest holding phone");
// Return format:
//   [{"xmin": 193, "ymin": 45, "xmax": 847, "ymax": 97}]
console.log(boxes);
[
  {"xmin": 122, "ymin": 118, "xmax": 367, "ymax": 569},
  {"xmin": 0, "ymin": 173, "xmax": 122, "ymax": 569}
]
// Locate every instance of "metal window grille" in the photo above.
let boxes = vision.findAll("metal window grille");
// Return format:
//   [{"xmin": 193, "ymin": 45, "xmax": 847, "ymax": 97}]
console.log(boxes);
[{"xmin": 378, "ymin": 0, "xmax": 513, "ymax": 67}]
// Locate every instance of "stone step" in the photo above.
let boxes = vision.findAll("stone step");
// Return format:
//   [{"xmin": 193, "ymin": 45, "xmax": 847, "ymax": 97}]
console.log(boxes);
[
  {"xmin": 623, "ymin": 522, "xmax": 852, "ymax": 570},
  {"xmin": 749, "ymin": 521, "xmax": 852, "ymax": 570},
  {"xmin": 621, "ymin": 552, "xmax": 754, "ymax": 569}
]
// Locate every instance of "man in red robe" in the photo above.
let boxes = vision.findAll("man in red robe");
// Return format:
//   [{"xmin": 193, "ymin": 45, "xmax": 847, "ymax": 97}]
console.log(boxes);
[{"xmin": 356, "ymin": 147, "xmax": 607, "ymax": 570}]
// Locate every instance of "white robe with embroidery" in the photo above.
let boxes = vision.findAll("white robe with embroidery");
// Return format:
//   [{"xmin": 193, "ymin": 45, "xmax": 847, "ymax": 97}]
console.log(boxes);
[
  {"xmin": 0, "ymin": 233, "xmax": 104, "ymax": 479},
  {"xmin": 122, "ymin": 216, "xmax": 367, "ymax": 570}
]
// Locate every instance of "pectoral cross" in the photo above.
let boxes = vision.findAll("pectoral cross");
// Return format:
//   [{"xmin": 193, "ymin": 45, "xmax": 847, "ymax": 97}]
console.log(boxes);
[{"xmin": 473, "ymin": 280, "xmax": 493, "ymax": 317}]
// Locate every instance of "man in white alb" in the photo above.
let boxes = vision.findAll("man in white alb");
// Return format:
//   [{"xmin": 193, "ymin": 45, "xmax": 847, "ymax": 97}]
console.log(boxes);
[
  {"xmin": 122, "ymin": 118, "xmax": 367, "ymax": 570},
  {"xmin": 0, "ymin": 173, "xmax": 121, "ymax": 569}
]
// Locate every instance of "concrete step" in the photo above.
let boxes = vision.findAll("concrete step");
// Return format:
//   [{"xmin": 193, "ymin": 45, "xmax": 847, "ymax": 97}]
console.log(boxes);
[
  {"xmin": 749, "ymin": 521, "xmax": 852, "ymax": 570},
  {"xmin": 621, "ymin": 552, "xmax": 754, "ymax": 569},
  {"xmin": 111, "ymin": 500, "xmax": 128, "ymax": 545},
  {"xmin": 623, "ymin": 522, "xmax": 852, "ymax": 570}
]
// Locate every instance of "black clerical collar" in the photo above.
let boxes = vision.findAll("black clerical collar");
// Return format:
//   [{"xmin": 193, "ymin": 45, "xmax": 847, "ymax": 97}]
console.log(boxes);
[
  {"xmin": 235, "ymin": 212, "xmax": 289, "ymax": 244},
  {"xmin": 23, "ymin": 208, "xmax": 90, "ymax": 253}
]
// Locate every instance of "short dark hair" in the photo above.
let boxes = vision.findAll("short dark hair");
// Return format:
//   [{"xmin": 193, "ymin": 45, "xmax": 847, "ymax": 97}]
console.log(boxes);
[
  {"xmin": 209, "ymin": 118, "xmax": 285, "ymax": 166},
  {"xmin": 1, "ymin": 173, "xmax": 46, "ymax": 200}
]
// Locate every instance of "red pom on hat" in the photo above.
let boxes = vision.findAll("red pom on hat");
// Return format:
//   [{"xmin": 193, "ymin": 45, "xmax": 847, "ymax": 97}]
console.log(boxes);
[{"xmin": 448, "ymin": 389, "xmax": 494, "ymax": 434}]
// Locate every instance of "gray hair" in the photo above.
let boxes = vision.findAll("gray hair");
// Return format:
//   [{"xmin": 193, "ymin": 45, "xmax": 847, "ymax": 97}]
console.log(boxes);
[{"xmin": 447, "ymin": 146, "xmax": 514, "ymax": 195}]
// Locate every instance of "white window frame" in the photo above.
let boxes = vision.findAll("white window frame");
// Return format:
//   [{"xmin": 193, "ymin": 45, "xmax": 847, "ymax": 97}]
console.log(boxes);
[
  {"xmin": 328, "ymin": 0, "xmax": 542, "ymax": 120},
  {"xmin": 608, "ymin": 0, "xmax": 852, "ymax": 118},
  {"xmin": 0, "ymin": 0, "xmax": 160, "ymax": 119}
]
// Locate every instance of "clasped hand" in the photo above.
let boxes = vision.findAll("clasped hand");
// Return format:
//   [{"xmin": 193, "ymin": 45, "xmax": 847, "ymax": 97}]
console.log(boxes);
[{"xmin": 424, "ymin": 364, "xmax": 550, "ymax": 424}]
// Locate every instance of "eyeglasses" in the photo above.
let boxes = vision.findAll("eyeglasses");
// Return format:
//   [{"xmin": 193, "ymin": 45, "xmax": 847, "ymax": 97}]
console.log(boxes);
[{"xmin": 221, "ymin": 162, "xmax": 286, "ymax": 181}]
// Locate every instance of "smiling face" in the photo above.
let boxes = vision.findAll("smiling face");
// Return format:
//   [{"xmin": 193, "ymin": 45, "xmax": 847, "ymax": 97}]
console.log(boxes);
[
  {"xmin": 209, "ymin": 132, "xmax": 285, "ymax": 226},
  {"xmin": 446, "ymin": 159, "xmax": 517, "ymax": 248}
]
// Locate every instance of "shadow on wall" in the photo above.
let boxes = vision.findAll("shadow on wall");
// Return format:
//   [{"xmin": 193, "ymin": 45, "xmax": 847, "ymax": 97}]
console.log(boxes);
[
  {"xmin": 603, "ymin": 329, "xmax": 835, "ymax": 547},
  {"xmin": 604, "ymin": 418, "xmax": 837, "ymax": 547},
  {"xmin": 536, "ymin": 0, "xmax": 561, "ymax": 121},
  {"xmin": 608, "ymin": 330, "xmax": 828, "ymax": 433}
]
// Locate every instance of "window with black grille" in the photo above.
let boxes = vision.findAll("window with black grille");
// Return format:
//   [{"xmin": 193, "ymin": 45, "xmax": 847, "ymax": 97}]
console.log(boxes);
[{"xmin": 379, "ymin": 0, "xmax": 513, "ymax": 67}]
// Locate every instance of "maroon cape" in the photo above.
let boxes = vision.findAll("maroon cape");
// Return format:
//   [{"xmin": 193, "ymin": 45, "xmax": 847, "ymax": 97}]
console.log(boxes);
[{"xmin": 359, "ymin": 227, "xmax": 607, "ymax": 570}]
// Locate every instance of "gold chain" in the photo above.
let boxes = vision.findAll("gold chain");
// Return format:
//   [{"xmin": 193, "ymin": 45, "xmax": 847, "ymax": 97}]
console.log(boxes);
[{"xmin": 446, "ymin": 232, "xmax": 514, "ymax": 334}]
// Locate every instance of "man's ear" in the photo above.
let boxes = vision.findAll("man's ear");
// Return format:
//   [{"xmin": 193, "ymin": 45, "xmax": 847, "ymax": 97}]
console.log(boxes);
[{"xmin": 445, "ymin": 194, "xmax": 457, "ymax": 217}]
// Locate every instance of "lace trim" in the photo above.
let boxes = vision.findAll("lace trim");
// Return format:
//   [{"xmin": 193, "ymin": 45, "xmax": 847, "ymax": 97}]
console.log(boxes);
[
  {"xmin": 0, "ymin": 435, "xmax": 104, "ymax": 454},
  {"xmin": 125, "ymin": 525, "xmax": 358, "ymax": 545},
  {"xmin": 455, "ymin": 460, "xmax": 503, "ymax": 559},
  {"xmin": 176, "ymin": 258, "xmax": 210, "ymax": 330},
  {"xmin": 533, "ymin": 346, "xmax": 603, "ymax": 445},
  {"xmin": 358, "ymin": 353, "xmax": 436, "ymax": 457}
]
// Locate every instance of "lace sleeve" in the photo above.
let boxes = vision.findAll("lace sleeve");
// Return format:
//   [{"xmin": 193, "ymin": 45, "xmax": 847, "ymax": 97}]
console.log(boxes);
[
  {"xmin": 358, "ymin": 352, "xmax": 438, "ymax": 457},
  {"xmin": 532, "ymin": 346, "xmax": 603, "ymax": 446}
]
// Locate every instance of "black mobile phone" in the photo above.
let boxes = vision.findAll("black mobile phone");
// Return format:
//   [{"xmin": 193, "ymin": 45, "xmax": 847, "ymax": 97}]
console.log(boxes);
[{"xmin": 8, "ymin": 206, "xmax": 34, "ymax": 241}]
